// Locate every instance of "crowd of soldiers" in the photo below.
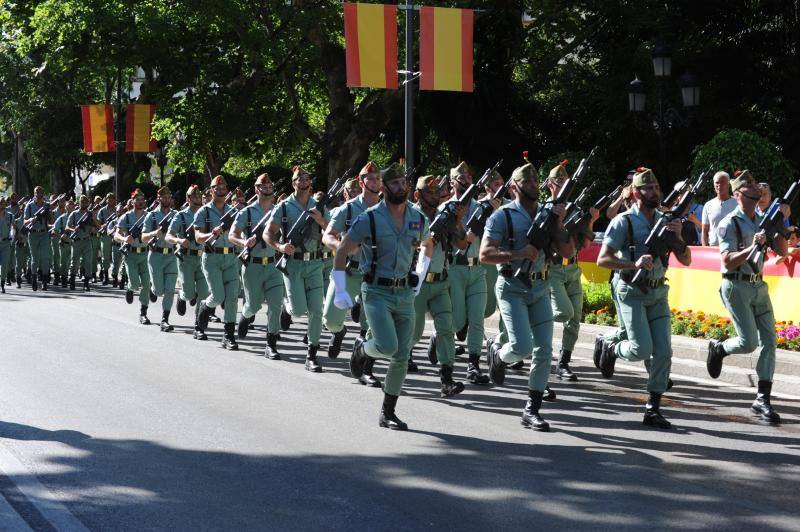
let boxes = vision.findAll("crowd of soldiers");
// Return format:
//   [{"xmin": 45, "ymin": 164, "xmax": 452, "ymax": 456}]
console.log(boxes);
[{"xmin": 0, "ymin": 158, "xmax": 793, "ymax": 432}]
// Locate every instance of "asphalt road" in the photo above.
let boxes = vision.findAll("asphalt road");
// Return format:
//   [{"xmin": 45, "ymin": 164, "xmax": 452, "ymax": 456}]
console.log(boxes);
[{"xmin": 1, "ymin": 284, "xmax": 799, "ymax": 531}]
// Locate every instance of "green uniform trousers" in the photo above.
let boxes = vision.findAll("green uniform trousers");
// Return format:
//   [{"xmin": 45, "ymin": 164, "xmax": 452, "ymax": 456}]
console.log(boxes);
[
  {"xmin": 322, "ymin": 256, "xmax": 333, "ymax": 298},
  {"xmin": 0, "ymin": 242, "xmax": 10, "ymax": 283},
  {"xmin": 603, "ymin": 274, "xmax": 628, "ymax": 343},
  {"xmin": 412, "ymin": 278, "xmax": 456, "ymax": 366},
  {"xmin": 14, "ymin": 242, "xmax": 28, "ymax": 277},
  {"xmin": 125, "ymin": 251, "xmax": 151, "ymax": 306},
  {"xmin": 549, "ymin": 262, "xmax": 583, "ymax": 352},
  {"xmin": 449, "ymin": 265, "xmax": 487, "ymax": 355},
  {"xmin": 241, "ymin": 262, "xmax": 285, "ymax": 334},
  {"xmin": 28, "ymin": 232, "xmax": 50, "ymax": 276},
  {"xmin": 58, "ymin": 242, "xmax": 72, "ymax": 278},
  {"xmin": 70, "ymin": 238, "xmax": 93, "ymax": 279},
  {"xmin": 148, "ymin": 251, "xmax": 178, "ymax": 312},
  {"xmin": 201, "ymin": 252, "xmax": 240, "ymax": 323},
  {"xmin": 719, "ymin": 278, "xmax": 776, "ymax": 381},
  {"xmin": 177, "ymin": 255, "xmax": 209, "ymax": 317},
  {"xmin": 90, "ymin": 235, "xmax": 100, "ymax": 277},
  {"xmin": 323, "ymin": 268, "xmax": 367, "ymax": 333},
  {"xmin": 362, "ymin": 284, "xmax": 415, "ymax": 396},
  {"xmin": 50, "ymin": 236, "xmax": 61, "ymax": 277},
  {"xmin": 496, "ymin": 276, "xmax": 553, "ymax": 392},
  {"xmin": 483, "ymin": 264, "xmax": 498, "ymax": 319},
  {"xmin": 99, "ymin": 235, "xmax": 113, "ymax": 271},
  {"xmin": 613, "ymin": 281, "xmax": 672, "ymax": 393},
  {"xmin": 282, "ymin": 258, "xmax": 324, "ymax": 344}
]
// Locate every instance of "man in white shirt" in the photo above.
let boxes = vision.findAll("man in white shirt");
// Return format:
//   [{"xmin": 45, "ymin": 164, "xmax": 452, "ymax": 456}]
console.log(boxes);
[{"xmin": 701, "ymin": 171, "xmax": 737, "ymax": 246}]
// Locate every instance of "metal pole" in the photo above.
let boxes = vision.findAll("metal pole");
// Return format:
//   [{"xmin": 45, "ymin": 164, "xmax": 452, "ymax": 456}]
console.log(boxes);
[
  {"xmin": 13, "ymin": 132, "xmax": 19, "ymax": 194},
  {"xmin": 403, "ymin": 3, "xmax": 414, "ymax": 171},
  {"xmin": 115, "ymin": 66, "xmax": 123, "ymax": 199}
]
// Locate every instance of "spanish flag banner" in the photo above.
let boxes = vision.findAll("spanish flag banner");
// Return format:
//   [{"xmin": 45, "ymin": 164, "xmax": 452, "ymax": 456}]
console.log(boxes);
[
  {"xmin": 419, "ymin": 6, "xmax": 474, "ymax": 92},
  {"xmin": 81, "ymin": 104, "xmax": 115, "ymax": 153},
  {"xmin": 344, "ymin": 2, "xmax": 398, "ymax": 89},
  {"xmin": 126, "ymin": 104, "xmax": 157, "ymax": 153}
]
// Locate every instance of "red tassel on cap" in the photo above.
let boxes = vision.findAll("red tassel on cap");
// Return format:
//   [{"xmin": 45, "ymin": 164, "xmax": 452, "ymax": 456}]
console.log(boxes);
[
  {"xmin": 734, "ymin": 169, "xmax": 742, "ymax": 177},
  {"xmin": 522, "ymin": 150, "xmax": 529, "ymax": 162},
  {"xmin": 636, "ymin": 166, "xmax": 646, "ymax": 173},
  {"xmin": 560, "ymin": 160, "xmax": 569, "ymax": 167}
]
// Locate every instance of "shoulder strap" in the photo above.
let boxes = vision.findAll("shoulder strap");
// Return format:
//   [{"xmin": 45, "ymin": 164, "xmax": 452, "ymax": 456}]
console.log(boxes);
[
  {"xmin": 503, "ymin": 209, "xmax": 515, "ymax": 247},
  {"xmin": 731, "ymin": 217, "xmax": 744, "ymax": 252},
  {"xmin": 280, "ymin": 203, "xmax": 288, "ymax": 242},
  {"xmin": 368, "ymin": 210, "xmax": 378, "ymax": 281},
  {"xmin": 623, "ymin": 214, "xmax": 636, "ymax": 262},
  {"xmin": 345, "ymin": 204, "xmax": 352, "ymax": 228}
]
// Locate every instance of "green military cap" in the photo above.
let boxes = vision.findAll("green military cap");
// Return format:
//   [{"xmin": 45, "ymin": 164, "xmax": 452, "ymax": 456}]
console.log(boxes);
[
  {"xmin": 731, "ymin": 169, "xmax": 755, "ymax": 192},
  {"xmin": 359, "ymin": 161, "xmax": 380, "ymax": 176},
  {"xmin": 631, "ymin": 166, "xmax": 657, "ymax": 187},
  {"xmin": 291, "ymin": 166, "xmax": 311, "ymax": 180},
  {"xmin": 381, "ymin": 163, "xmax": 402, "ymax": 182},
  {"xmin": 416, "ymin": 175, "xmax": 440, "ymax": 191},
  {"xmin": 449, "ymin": 161, "xmax": 470, "ymax": 179},
  {"xmin": 548, "ymin": 160, "xmax": 569, "ymax": 180},
  {"xmin": 511, "ymin": 163, "xmax": 539, "ymax": 183},
  {"xmin": 345, "ymin": 177, "xmax": 361, "ymax": 190}
]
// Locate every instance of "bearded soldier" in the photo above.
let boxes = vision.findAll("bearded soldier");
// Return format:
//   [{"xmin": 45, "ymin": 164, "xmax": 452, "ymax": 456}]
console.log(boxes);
[
  {"xmin": 22, "ymin": 186, "xmax": 52, "ymax": 290},
  {"xmin": 142, "ymin": 187, "xmax": 178, "ymax": 332},
  {"xmin": 66, "ymin": 194, "xmax": 100, "ymax": 292},
  {"xmin": 116, "ymin": 189, "xmax": 153, "ymax": 324}
]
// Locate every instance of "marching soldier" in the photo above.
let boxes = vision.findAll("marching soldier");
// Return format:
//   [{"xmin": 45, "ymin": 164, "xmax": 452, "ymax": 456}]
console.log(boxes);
[
  {"xmin": 411, "ymin": 175, "xmax": 465, "ymax": 397},
  {"xmin": 52, "ymin": 199, "xmax": 74, "ymax": 287},
  {"xmin": 193, "ymin": 175, "xmax": 241, "ymax": 350},
  {"xmin": 0, "ymin": 197, "xmax": 12, "ymax": 293},
  {"xmin": 321, "ymin": 163, "xmax": 380, "ymax": 368},
  {"xmin": 596, "ymin": 167, "xmax": 691, "ymax": 429},
  {"xmin": 166, "ymin": 185, "xmax": 210, "ymax": 340},
  {"xmin": 96, "ymin": 193, "xmax": 117, "ymax": 285},
  {"xmin": 116, "ymin": 189, "xmax": 153, "ymax": 324},
  {"xmin": 5, "ymin": 193, "xmax": 21, "ymax": 286},
  {"xmin": 333, "ymin": 163, "xmax": 435, "ymax": 430},
  {"xmin": 142, "ymin": 187, "xmax": 178, "ymax": 332},
  {"xmin": 89, "ymin": 195, "xmax": 103, "ymax": 281},
  {"xmin": 481, "ymin": 161, "xmax": 575, "ymax": 432},
  {"xmin": 65, "ymin": 194, "xmax": 100, "ymax": 291},
  {"xmin": 13, "ymin": 205, "xmax": 28, "ymax": 288},
  {"xmin": 229, "ymin": 173, "xmax": 284, "ymax": 358},
  {"xmin": 707, "ymin": 170, "xmax": 789, "ymax": 424},
  {"xmin": 50, "ymin": 195, "xmax": 66, "ymax": 286},
  {"xmin": 22, "ymin": 186, "xmax": 52, "ymax": 290},
  {"xmin": 266, "ymin": 166, "xmax": 330, "ymax": 372}
]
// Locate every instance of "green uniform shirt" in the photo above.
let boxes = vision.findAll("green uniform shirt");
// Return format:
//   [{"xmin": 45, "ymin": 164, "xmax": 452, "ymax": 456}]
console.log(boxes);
[
  {"xmin": 144, "ymin": 208, "xmax": 176, "ymax": 248},
  {"xmin": 268, "ymin": 193, "xmax": 330, "ymax": 253},
  {"xmin": 233, "ymin": 203, "xmax": 275, "ymax": 258},
  {"xmin": 23, "ymin": 201, "xmax": 50, "ymax": 232},
  {"xmin": 417, "ymin": 204, "xmax": 446, "ymax": 274},
  {"xmin": 718, "ymin": 206, "xmax": 763, "ymax": 275},
  {"xmin": 0, "ymin": 211, "xmax": 13, "ymax": 240},
  {"xmin": 484, "ymin": 199, "xmax": 547, "ymax": 273},
  {"xmin": 603, "ymin": 204, "xmax": 667, "ymax": 280},
  {"xmin": 169, "ymin": 208, "xmax": 204, "ymax": 251},
  {"xmin": 52, "ymin": 213, "xmax": 69, "ymax": 238},
  {"xmin": 97, "ymin": 206, "xmax": 114, "ymax": 226},
  {"xmin": 192, "ymin": 203, "xmax": 235, "ymax": 248},
  {"xmin": 117, "ymin": 210, "xmax": 148, "ymax": 250},
  {"xmin": 347, "ymin": 200, "xmax": 429, "ymax": 279},
  {"xmin": 66, "ymin": 209, "xmax": 95, "ymax": 239}
]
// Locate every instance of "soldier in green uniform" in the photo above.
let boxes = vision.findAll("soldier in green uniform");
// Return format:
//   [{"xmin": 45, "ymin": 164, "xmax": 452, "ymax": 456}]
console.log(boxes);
[
  {"xmin": 481, "ymin": 162, "xmax": 574, "ymax": 432},
  {"xmin": 193, "ymin": 175, "xmax": 241, "ymax": 350},
  {"xmin": 142, "ymin": 187, "xmax": 178, "ymax": 332},
  {"xmin": 230, "ymin": 173, "xmax": 284, "ymax": 358},
  {"xmin": 266, "ymin": 166, "xmax": 330, "ymax": 372},
  {"xmin": 96, "ymin": 193, "xmax": 117, "ymax": 285},
  {"xmin": 65, "ymin": 195, "xmax": 100, "ymax": 291},
  {"xmin": 109, "ymin": 202, "xmax": 129, "ymax": 288},
  {"xmin": 544, "ymin": 161, "xmax": 599, "ymax": 381},
  {"xmin": 333, "ymin": 163, "xmax": 435, "ymax": 430},
  {"xmin": 116, "ymin": 189, "xmax": 153, "ymax": 324},
  {"xmin": 166, "ymin": 185, "xmax": 210, "ymax": 340},
  {"xmin": 316, "ymin": 188, "xmax": 336, "ymax": 300},
  {"xmin": 88, "ymin": 195, "xmax": 103, "ymax": 281},
  {"xmin": 596, "ymin": 167, "xmax": 691, "ymax": 429},
  {"xmin": 52, "ymin": 199, "xmax": 74, "ymax": 287},
  {"xmin": 22, "ymin": 186, "xmax": 52, "ymax": 290},
  {"xmin": 12, "ymin": 207, "xmax": 29, "ymax": 288},
  {"xmin": 5, "ymin": 193, "xmax": 21, "ymax": 286},
  {"xmin": 409, "ymin": 174, "xmax": 466, "ymax": 397},
  {"xmin": 49, "ymin": 195, "xmax": 66, "ymax": 286},
  {"xmin": 0, "ymin": 197, "xmax": 12, "ymax": 293},
  {"xmin": 707, "ymin": 170, "xmax": 789, "ymax": 424},
  {"xmin": 321, "ymin": 163, "xmax": 381, "ymax": 369}
]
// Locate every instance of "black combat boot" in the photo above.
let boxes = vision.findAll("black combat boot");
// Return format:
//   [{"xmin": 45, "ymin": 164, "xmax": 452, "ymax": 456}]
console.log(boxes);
[
  {"xmin": 439, "ymin": 365, "xmax": 465, "ymax": 397},
  {"xmin": 139, "ymin": 305, "xmax": 150, "ymax": 325},
  {"xmin": 112, "ymin": 275, "xmax": 118, "ymax": 288},
  {"xmin": 359, "ymin": 357, "xmax": 382, "ymax": 387},
  {"xmin": 599, "ymin": 340, "xmax": 618, "ymax": 378},
  {"xmin": 1, "ymin": 283, "xmax": 4, "ymax": 294},
  {"xmin": 556, "ymin": 349, "xmax": 578, "ymax": 381},
  {"xmin": 350, "ymin": 335, "xmax": 367, "ymax": 378},
  {"xmin": 643, "ymin": 392, "xmax": 672, "ymax": 429},
  {"xmin": 69, "ymin": 275, "xmax": 76, "ymax": 291},
  {"xmin": 264, "ymin": 333, "xmax": 281, "ymax": 360},
  {"xmin": 16, "ymin": 273, "xmax": 21, "ymax": 288},
  {"xmin": 208, "ymin": 308, "xmax": 221, "ymax": 323},
  {"xmin": 706, "ymin": 339, "xmax": 727, "ymax": 379},
  {"xmin": 101, "ymin": 269, "xmax": 109, "ymax": 285},
  {"xmin": 280, "ymin": 306, "xmax": 292, "ymax": 330},
  {"xmin": 193, "ymin": 326, "xmax": 207, "ymax": 341},
  {"xmin": 751, "ymin": 381, "xmax": 781, "ymax": 424},
  {"xmin": 456, "ymin": 323, "xmax": 468, "ymax": 342},
  {"xmin": 237, "ymin": 314, "xmax": 254, "ymax": 338},
  {"xmin": 327, "ymin": 328, "xmax": 347, "ymax": 359},
  {"xmin": 125, "ymin": 289, "xmax": 133, "ymax": 304},
  {"xmin": 301, "ymin": 333, "xmax": 308, "ymax": 345},
  {"xmin": 222, "ymin": 322, "xmax": 239, "ymax": 350},
  {"xmin": 379, "ymin": 393, "xmax": 408, "ymax": 431},
  {"xmin": 593, "ymin": 335, "xmax": 605, "ymax": 369},
  {"xmin": 120, "ymin": 273, "xmax": 128, "ymax": 289},
  {"xmin": 305, "ymin": 344, "xmax": 322, "ymax": 372},
  {"xmin": 31, "ymin": 271, "xmax": 38, "ymax": 291},
  {"xmin": 350, "ymin": 300, "xmax": 361, "ymax": 323},
  {"xmin": 61, "ymin": 274, "xmax": 68, "ymax": 288},
  {"xmin": 543, "ymin": 385, "xmax": 557, "ymax": 401},
  {"xmin": 160, "ymin": 311, "xmax": 173, "ymax": 332},
  {"xmin": 190, "ymin": 297, "xmax": 196, "ymax": 306},
  {"xmin": 487, "ymin": 340, "xmax": 507, "ymax": 385},
  {"xmin": 83, "ymin": 277, "xmax": 90, "ymax": 292},
  {"xmin": 521, "ymin": 390, "xmax": 550, "ymax": 432},
  {"xmin": 176, "ymin": 298, "xmax": 186, "ymax": 316},
  {"xmin": 426, "ymin": 332, "xmax": 438, "ymax": 365},
  {"xmin": 196, "ymin": 302, "xmax": 212, "ymax": 332},
  {"xmin": 466, "ymin": 353, "xmax": 490, "ymax": 384},
  {"xmin": 149, "ymin": 290, "xmax": 157, "ymax": 303}
]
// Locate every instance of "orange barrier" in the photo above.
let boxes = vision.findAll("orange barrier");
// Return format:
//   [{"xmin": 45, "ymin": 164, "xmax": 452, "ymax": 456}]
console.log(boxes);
[{"xmin": 577, "ymin": 243, "xmax": 800, "ymax": 323}]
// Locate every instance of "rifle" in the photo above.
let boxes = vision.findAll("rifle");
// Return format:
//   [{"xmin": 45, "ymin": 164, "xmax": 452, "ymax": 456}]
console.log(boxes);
[
  {"xmin": 237, "ymin": 210, "xmax": 273, "ymax": 265},
  {"xmin": 745, "ymin": 179, "xmax": 800, "ymax": 272},
  {"xmin": 629, "ymin": 166, "xmax": 712, "ymax": 287},
  {"xmin": 662, "ymin": 179, "xmax": 693, "ymax": 208},
  {"xmin": 147, "ymin": 202, "xmax": 187, "ymax": 250},
  {"xmin": 120, "ymin": 199, "xmax": 159, "ymax": 256},
  {"xmin": 67, "ymin": 198, "xmax": 106, "ymax": 239},
  {"xmin": 515, "ymin": 147, "xmax": 597, "ymax": 276},
  {"xmin": 429, "ymin": 160, "xmax": 502, "ymax": 244},
  {"xmin": 563, "ymin": 183, "xmax": 623, "ymax": 239},
  {"xmin": 461, "ymin": 174, "xmax": 514, "ymax": 240},
  {"xmin": 275, "ymin": 171, "xmax": 348, "ymax": 274},
  {"xmin": 205, "ymin": 195, "xmax": 258, "ymax": 249},
  {"xmin": 23, "ymin": 194, "xmax": 65, "ymax": 231}
]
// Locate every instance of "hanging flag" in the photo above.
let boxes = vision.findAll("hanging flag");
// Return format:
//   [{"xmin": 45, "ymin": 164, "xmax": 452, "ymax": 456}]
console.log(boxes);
[
  {"xmin": 126, "ymin": 104, "xmax": 157, "ymax": 153},
  {"xmin": 81, "ymin": 104, "xmax": 115, "ymax": 153},
  {"xmin": 344, "ymin": 2, "xmax": 398, "ymax": 89},
  {"xmin": 419, "ymin": 6, "xmax": 474, "ymax": 92}
]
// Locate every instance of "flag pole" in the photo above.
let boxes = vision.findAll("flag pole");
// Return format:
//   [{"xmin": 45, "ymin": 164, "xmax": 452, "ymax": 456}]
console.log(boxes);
[
  {"xmin": 114, "ymin": 66, "xmax": 123, "ymax": 200},
  {"xmin": 402, "ymin": 3, "xmax": 414, "ymax": 172}
]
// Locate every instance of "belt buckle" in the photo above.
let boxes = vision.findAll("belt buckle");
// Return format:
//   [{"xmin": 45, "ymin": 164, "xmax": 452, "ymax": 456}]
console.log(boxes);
[
  {"xmin": 197, "ymin": 250, "xmax": 203, "ymax": 256},
  {"xmin": 562, "ymin": 258, "xmax": 569, "ymax": 266},
  {"xmin": 749, "ymin": 274, "xmax": 758, "ymax": 283},
  {"xmin": 162, "ymin": 248, "xmax": 169, "ymax": 255},
  {"xmin": 302, "ymin": 252, "xmax": 311, "ymax": 260},
  {"xmin": 223, "ymin": 248, "xmax": 229, "ymax": 255},
  {"xmin": 261, "ymin": 257, "xmax": 269, "ymax": 265},
  {"xmin": 425, "ymin": 272, "xmax": 434, "ymax": 282}
]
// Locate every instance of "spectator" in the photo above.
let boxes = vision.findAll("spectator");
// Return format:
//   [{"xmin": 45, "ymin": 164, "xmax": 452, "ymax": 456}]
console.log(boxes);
[{"xmin": 701, "ymin": 171, "xmax": 737, "ymax": 246}]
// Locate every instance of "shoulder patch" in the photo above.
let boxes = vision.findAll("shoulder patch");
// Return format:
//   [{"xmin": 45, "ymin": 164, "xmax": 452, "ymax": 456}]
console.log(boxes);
[{"xmin": 409, "ymin": 220, "xmax": 422, "ymax": 231}]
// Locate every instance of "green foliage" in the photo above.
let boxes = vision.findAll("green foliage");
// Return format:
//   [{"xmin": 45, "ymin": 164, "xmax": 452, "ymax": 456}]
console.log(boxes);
[{"xmin": 581, "ymin": 281, "xmax": 615, "ymax": 316}]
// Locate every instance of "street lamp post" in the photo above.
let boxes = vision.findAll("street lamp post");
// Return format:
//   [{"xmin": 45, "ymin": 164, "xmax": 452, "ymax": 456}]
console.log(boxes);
[{"xmin": 155, "ymin": 147, "xmax": 168, "ymax": 187}]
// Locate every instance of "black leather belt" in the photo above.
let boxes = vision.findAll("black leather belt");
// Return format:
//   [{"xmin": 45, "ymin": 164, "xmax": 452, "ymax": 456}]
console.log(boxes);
[
  {"xmin": 558, "ymin": 257, "xmax": 578, "ymax": 266},
  {"xmin": 500, "ymin": 268, "xmax": 549, "ymax": 281},
  {"xmin": 425, "ymin": 271, "xmax": 448, "ymax": 282},
  {"xmin": 346, "ymin": 259, "xmax": 360, "ymax": 269},
  {"xmin": 129, "ymin": 247, "xmax": 147, "ymax": 254},
  {"xmin": 453, "ymin": 255, "xmax": 480, "ymax": 266},
  {"xmin": 187, "ymin": 249, "xmax": 204, "ymax": 256},
  {"xmin": 249, "ymin": 256, "xmax": 275, "ymax": 265},
  {"xmin": 208, "ymin": 246, "xmax": 232, "ymax": 254},
  {"xmin": 620, "ymin": 272, "xmax": 666, "ymax": 288},
  {"xmin": 73, "ymin": 236, "xmax": 90, "ymax": 241},
  {"xmin": 29, "ymin": 229, "xmax": 47, "ymax": 233},
  {"xmin": 151, "ymin": 246, "xmax": 174, "ymax": 255},
  {"xmin": 363, "ymin": 273, "xmax": 410, "ymax": 287},
  {"xmin": 723, "ymin": 272, "xmax": 763, "ymax": 283}
]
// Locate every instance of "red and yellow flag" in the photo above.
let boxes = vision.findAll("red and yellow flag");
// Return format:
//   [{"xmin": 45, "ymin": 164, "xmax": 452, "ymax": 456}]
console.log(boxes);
[
  {"xmin": 81, "ymin": 104, "xmax": 115, "ymax": 153},
  {"xmin": 126, "ymin": 104, "xmax": 157, "ymax": 153},
  {"xmin": 344, "ymin": 2, "xmax": 398, "ymax": 89},
  {"xmin": 419, "ymin": 7, "xmax": 474, "ymax": 92}
]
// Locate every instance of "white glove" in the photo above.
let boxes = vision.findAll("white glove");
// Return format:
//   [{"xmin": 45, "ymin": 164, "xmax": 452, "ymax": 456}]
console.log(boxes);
[
  {"xmin": 332, "ymin": 270, "xmax": 353, "ymax": 309},
  {"xmin": 413, "ymin": 254, "xmax": 431, "ymax": 296}
]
